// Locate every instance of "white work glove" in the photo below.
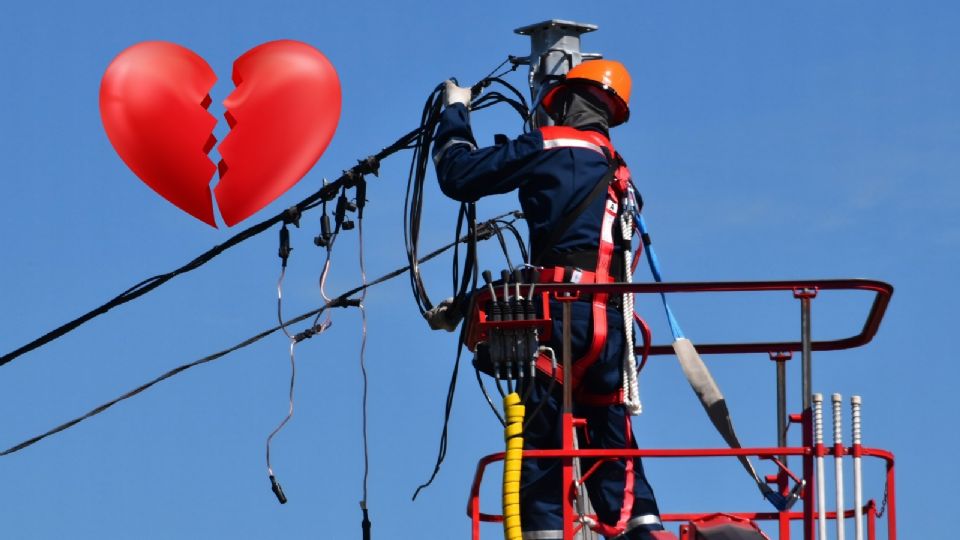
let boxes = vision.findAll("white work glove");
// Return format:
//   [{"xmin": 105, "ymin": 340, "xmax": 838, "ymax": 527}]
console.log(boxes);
[
  {"xmin": 443, "ymin": 80, "xmax": 472, "ymax": 109},
  {"xmin": 424, "ymin": 297, "xmax": 464, "ymax": 332}
]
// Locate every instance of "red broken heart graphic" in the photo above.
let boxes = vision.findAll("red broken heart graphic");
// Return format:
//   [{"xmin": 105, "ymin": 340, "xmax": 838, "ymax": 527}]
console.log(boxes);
[{"xmin": 99, "ymin": 40, "xmax": 341, "ymax": 227}]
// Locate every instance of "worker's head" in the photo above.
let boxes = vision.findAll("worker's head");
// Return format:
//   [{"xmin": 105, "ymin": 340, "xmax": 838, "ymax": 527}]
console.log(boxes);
[{"xmin": 541, "ymin": 60, "xmax": 632, "ymax": 127}]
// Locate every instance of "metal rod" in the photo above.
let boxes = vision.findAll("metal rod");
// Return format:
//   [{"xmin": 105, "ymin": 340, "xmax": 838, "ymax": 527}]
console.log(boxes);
[
  {"xmin": 776, "ymin": 356, "xmax": 788, "ymax": 463},
  {"xmin": 799, "ymin": 292, "xmax": 815, "ymax": 540},
  {"xmin": 562, "ymin": 302, "xmax": 573, "ymax": 415},
  {"xmin": 852, "ymin": 395, "xmax": 864, "ymax": 540},
  {"xmin": 561, "ymin": 300, "xmax": 574, "ymax": 539},
  {"xmin": 801, "ymin": 296, "xmax": 812, "ymax": 411},
  {"xmin": 833, "ymin": 393, "xmax": 846, "ymax": 540},
  {"xmin": 814, "ymin": 393, "xmax": 827, "ymax": 540}
]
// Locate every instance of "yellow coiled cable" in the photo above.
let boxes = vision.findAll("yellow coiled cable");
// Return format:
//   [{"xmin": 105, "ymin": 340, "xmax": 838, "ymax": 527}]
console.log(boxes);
[{"xmin": 502, "ymin": 392, "xmax": 524, "ymax": 540}]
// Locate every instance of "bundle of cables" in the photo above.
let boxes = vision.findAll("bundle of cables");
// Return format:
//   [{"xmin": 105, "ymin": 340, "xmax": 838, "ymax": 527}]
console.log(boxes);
[
  {"xmin": 403, "ymin": 74, "xmax": 530, "ymax": 316},
  {"xmin": 404, "ymin": 70, "xmax": 535, "ymax": 499}
]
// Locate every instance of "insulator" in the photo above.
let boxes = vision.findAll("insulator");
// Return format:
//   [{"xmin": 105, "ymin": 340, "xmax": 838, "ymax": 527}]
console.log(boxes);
[
  {"xmin": 813, "ymin": 393, "xmax": 824, "ymax": 444},
  {"xmin": 851, "ymin": 395, "xmax": 862, "ymax": 445},
  {"xmin": 832, "ymin": 393, "xmax": 843, "ymax": 444}
]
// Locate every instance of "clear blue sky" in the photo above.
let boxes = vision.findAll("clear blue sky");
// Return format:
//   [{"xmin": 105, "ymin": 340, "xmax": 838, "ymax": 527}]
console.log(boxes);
[{"xmin": 1, "ymin": 1, "xmax": 956, "ymax": 538}]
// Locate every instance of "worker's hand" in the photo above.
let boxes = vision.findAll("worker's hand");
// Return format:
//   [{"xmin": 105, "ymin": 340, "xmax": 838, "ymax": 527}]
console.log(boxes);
[
  {"xmin": 443, "ymin": 80, "xmax": 472, "ymax": 109},
  {"xmin": 424, "ymin": 297, "xmax": 463, "ymax": 332}
]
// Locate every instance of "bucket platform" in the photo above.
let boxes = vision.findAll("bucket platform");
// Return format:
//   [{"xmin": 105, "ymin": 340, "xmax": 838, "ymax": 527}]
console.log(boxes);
[{"xmin": 465, "ymin": 278, "xmax": 896, "ymax": 540}]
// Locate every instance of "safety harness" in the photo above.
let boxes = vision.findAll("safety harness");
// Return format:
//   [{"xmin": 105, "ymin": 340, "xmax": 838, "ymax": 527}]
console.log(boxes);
[
  {"xmin": 530, "ymin": 126, "xmax": 651, "ymax": 538},
  {"xmin": 531, "ymin": 126, "xmax": 644, "ymax": 414}
]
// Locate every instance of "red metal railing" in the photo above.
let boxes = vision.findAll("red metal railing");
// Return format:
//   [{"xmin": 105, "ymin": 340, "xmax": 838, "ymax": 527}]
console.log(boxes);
[
  {"xmin": 467, "ymin": 447, "xmax": 895, "ymax": 539},
  {"xmin": 464, "ymin": 279, "xmax": 895, "ymax": 539}
]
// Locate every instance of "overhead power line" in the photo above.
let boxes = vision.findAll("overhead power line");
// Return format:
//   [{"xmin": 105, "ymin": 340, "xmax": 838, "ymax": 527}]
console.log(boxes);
[
  {"xmin": 0, "ymin": 212, "xmax": 521, "ymax": 458},
  {"xmin": 1, "ymin": 71, "xmax": 530, "ymax": 369},
  {"xmin": 0, "ymin": 128, "xmax": 419, "ymax": 369}
]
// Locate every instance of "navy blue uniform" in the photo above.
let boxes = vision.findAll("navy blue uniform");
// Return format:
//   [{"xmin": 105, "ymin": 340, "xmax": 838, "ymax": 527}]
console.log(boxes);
[{"xmin": 434, "ymin": 104, "xmax": 663, "ymax": 539}]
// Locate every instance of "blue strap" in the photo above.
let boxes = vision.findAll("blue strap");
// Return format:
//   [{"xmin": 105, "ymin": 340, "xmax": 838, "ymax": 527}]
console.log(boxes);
[{"xmin": 635, "ymin": 213, "xmax": 684, "ymax": 340}]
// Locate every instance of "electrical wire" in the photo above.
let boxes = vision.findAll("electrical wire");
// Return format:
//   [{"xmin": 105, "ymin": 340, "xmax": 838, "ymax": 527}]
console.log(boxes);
[
  {"xmin": 407, "ymin": 70, "xmax": 533, "ymax": 499},
  {"xmin": 411, "ymin": 322, "xmax": 466, "ymax": 501},
  {"xmin": 357, "ymin": 212, "xmax": 371, "ymax": 507},
  {"xmin": 403, "ymin": 73, "xmax": 529, "ymax": 318},
  {"xmin": 403, "ymin": 83, "xmax": 445, "ymax": 315},
  {"xmin": 0, "ymin": 127, "xmax": 423, "ymax": 369},
  {"xmin": 267, "ymin": 266, "xmax": 297, "ymax": 482},
  {"xmin": 265, "ymin": 339, "xmax": 296, "ymax": 480},
  {"xmin": 494, "ymin": 220, "xmax": 529, "ymax": 264},
  {"xmin": 0, "ymin": 212, "xmax": 519, "ymax": 458}
]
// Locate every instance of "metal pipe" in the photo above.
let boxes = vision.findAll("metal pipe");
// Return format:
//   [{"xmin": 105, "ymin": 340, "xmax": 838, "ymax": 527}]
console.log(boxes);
[
  {"xmin": 774, "ymin": 354, "xmax": 791, "ymax": 540},
  {"xmin": 562, "ymin": 302, "xmax": 573, "ymax": 415},
  {"xmin": 798, "ymin": 292, "xmax": 815, "ymax": 540},
  {"xmin": 561, "ymin": 300, "xmax": 574, "ymax": 539},
  {"xmin": 833, "ymin": 393, "xmax": 846, "ymax": 540},
  {"xmin": 852, "ymin": 395, "xmax": 864, "ymax": 540},
  {"xmin": 776, "ymin": 355, "xmax": 788, "ymax": 463},
  {"xmin": 801, "ymin": 296, "xmax": 812, "ymax": 411},
  {"xmin": 513, "ymin": 20, "xmax": 600, "ymax": 126},
  {"xmin": 814, "ymin": 393, "xmax": 827, "ymax": 540}
]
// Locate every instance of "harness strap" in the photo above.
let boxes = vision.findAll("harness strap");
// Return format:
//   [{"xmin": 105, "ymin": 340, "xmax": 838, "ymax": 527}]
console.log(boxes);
[
  {"xmin": 570, "ymin": 186, "xmax": 618, "ymax": 385},
  {"xmin": 532, "ymin": 352, "xmax": 624, "ymax": 407},
  {"xmin": 533, "ymin": 126, "xmax": 617, "ymax": 265},
  {"xmin": 531, "ymin": 128, "xmax": 644, "ymax": 535},
  {"xmin": 638, "ymin": 211, "xmax": 798, "ymax": 510},
  {"xmin": 532, "ymin": 166, "xmax": 615, "ymax": 265}
]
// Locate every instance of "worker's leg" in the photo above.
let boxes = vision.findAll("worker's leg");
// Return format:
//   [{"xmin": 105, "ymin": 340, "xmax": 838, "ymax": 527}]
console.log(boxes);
[
  {"xmin": 578, "ymin": 403, "xmax": 663, "ymax": 539},
  {"xmin": 578, "ymin": 305, "xmax": 663, "ymax": 540},
  {"xmin": 519, "ymin": 377, "xmax": 564, "ymax": 538}
]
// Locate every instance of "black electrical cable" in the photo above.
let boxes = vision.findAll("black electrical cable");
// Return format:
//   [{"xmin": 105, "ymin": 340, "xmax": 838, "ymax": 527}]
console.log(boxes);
[
  {"xmin": 411, "ymin": 322, "xmax": 466, "ymax": 501},
  {"xmin": 404, "ymin": 70, "xmax": 533, "ymax": 499},
  {"xmin": 403, "ymin": 83, "xmax": 445, "ymax": 314},
  {"xmin": 450, "ymin": 202, "xmax": 480, "ymax": 313},
  {"xmin": 0, "ymin": 212, "xmax": 520, "ymax": 458},
  {"xmin": 0, "ymin": 128, "xmax": 421, "ymax": 369},
  {"xmin": 402, "ymin": 74, "xmax": 529, "ymax": 318},
  {"xmin": 475, "ymin": 366, "xmax": 505, "ymax": 426},
  {"xmin": 491, "ymin": 220, "xmax": 516, "ymax": 272},
  {"xmin": 494, "ymin": 219, "xmax": 529, "ymax": 264}
]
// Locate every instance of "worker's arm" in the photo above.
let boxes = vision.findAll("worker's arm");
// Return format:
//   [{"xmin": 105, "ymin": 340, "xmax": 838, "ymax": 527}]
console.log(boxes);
[{"xmin": 433, "ymin": 103, "xmax": 543, "ymax": 203}]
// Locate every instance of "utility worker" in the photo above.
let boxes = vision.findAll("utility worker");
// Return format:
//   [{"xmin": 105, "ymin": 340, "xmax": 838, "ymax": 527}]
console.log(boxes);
[{"xmin": 430, "ymin": 61, "xmax": 664, "ymax": 540}]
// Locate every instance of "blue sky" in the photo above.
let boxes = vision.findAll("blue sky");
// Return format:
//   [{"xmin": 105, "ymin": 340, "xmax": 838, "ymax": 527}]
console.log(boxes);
[{"xmin": 1, "ymin": 1, "xmax": 957, "ymax": 538}]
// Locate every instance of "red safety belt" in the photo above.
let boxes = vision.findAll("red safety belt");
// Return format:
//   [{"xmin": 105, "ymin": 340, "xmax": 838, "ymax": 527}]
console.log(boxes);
[
  {"xmin": 537, "ymin": 126, "xmax": 639, "ymax": 537},
  {"xmin": 536, "ymin": 126, "xmax": 631, "ymax": 394}
]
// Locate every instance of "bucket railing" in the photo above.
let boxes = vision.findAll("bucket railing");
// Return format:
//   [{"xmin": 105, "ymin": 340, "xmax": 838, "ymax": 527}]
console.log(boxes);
[{"xmin": 465, "ymin": 279, "xmax": 895, "ymax": 540}]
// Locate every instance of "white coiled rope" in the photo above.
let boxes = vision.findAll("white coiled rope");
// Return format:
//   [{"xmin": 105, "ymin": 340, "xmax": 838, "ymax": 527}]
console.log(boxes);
[{"xmin": 620, "ymin": 191, "xmax": 642, "ymax": 415}]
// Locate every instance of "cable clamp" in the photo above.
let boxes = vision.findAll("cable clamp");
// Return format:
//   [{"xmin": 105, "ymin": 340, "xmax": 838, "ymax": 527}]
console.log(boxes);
[
  {"xmin": 357, "ymin": 155, "xmax": 380, "ymax": 177},
  {"xmin": 792, "ymin": 287, "xmax": 819, "ymax": 299},
  {"xmin": 475, "ymin": 221, "xmax": 497, "ymax": 241},
  {"xmin": 336, "ymin": 192, "xmax": 357, "ymax": 231},
  {"xmin": 278, "ymin": 225, "xmax": 293, "ymax": 266},
  {"xmin": 768, "ymin": 351, "xmax": 793, "ymax": 363},
  {"xmin": 282, "ymin": 206, "xmax": 301, "ymax": 227},
  {"xmin": 330, "ymin": 296, "xmax": 362, "ymax": 309},
  {"xmin": 293, "ymin": 319, "xmax": 333, "ymax": 343}
]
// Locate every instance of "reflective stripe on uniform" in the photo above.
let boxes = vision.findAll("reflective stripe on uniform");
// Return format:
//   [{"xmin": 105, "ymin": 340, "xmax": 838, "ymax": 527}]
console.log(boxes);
[
  {"xmin": 433, "ymin": 138, "xmax": 477, "ymax": 164},
  {"xmin": 522, "ymin": 530, "xmax": 564, "ymax": 540},
  {"xmin": 623, "ymin": 514, "xmax": 662, "ymax": 531},
  {"xmin": 542, "ymin": 137, "xmax": 606, "ymax": 156}
]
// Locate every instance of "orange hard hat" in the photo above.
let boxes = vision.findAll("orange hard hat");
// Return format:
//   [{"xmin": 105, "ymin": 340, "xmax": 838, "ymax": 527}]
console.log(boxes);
[{"xmin": 541, "ymin": 59, "xmax": 632, "ymax": 126}]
